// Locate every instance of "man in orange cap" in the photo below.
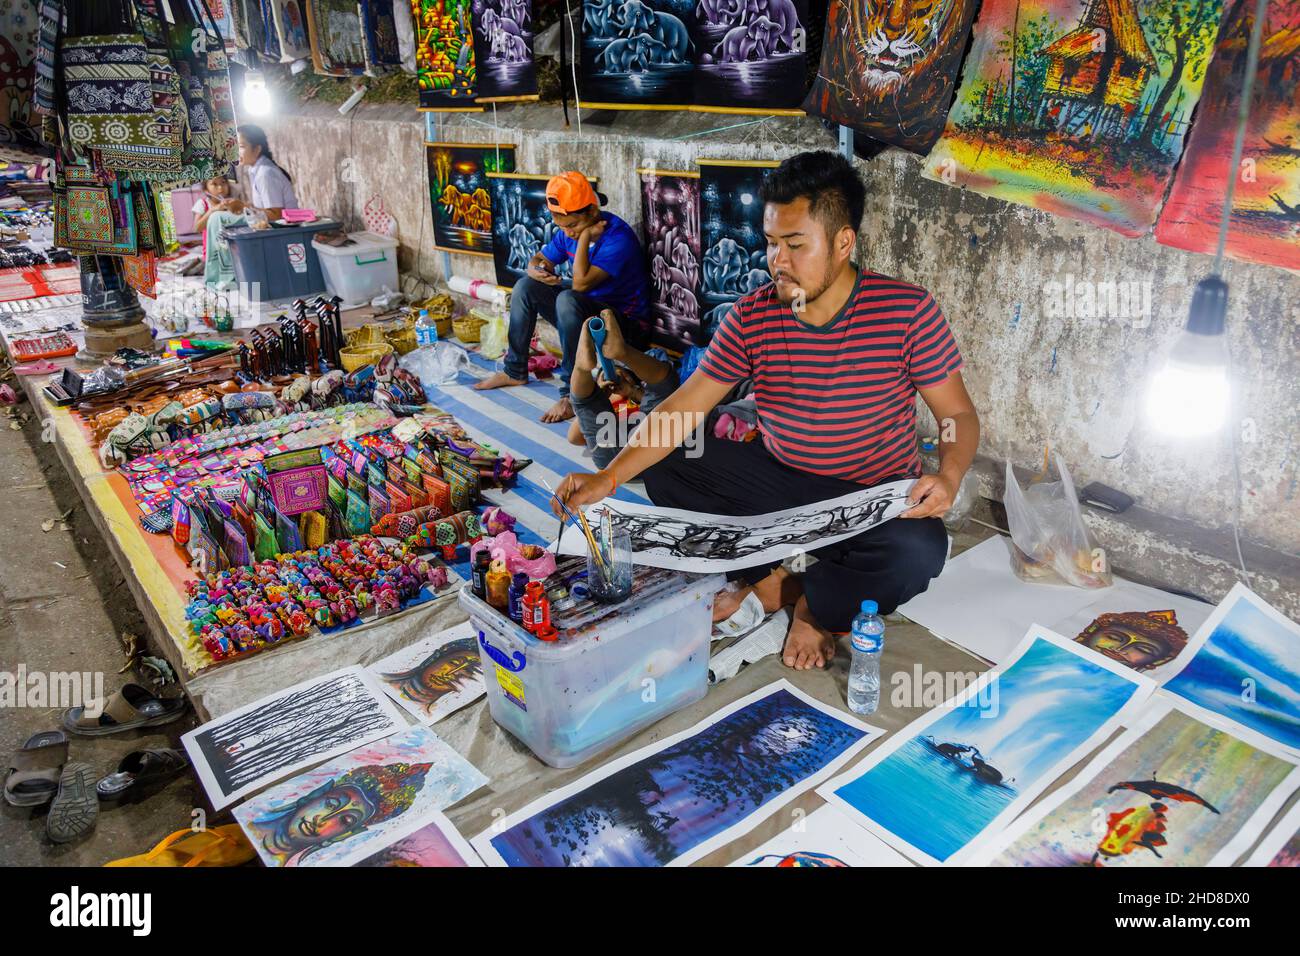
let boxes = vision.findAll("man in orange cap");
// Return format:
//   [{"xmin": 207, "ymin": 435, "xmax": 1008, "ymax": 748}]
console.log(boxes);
[{"xmin": 475, "ymin": 171, "xmax": 650, "ymax": 423}]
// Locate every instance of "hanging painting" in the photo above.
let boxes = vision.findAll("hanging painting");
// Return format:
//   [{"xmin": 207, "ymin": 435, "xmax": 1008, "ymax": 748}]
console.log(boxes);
[
  {"xmin": 1160, "ymin": 582, "xmax": 1300, "ymax": 757},
  {"xmin": 692, "ymin": 0, "xmax": 810, "ymax": 111},
  {"xmin": 181, "ymin": 666, "xmax": 405, "ymax": 811},
  {"xmin": 269, "ymin": 0, "xmax": 312, "ymax": 62},
  {"xmin": 427, "ymin": 142, "xmax": 516, "ymax": 256},
  {"xmin": 1156, "ymin": 0, "xmax": 1300, "ymax": 271},
  {"xmin": 581, "ymin": 0, "xmax": 809, "ymax": 111},
  {"xmin": 473, "ymin": 680, "xmax": 880, "ymax": 866},
  {"xmin": 368, "ymin": 620, "xmax": 485, "ymax": 724},
  {"xmin": 974, "ymin": 698, "xmax": 1300, "ymax": 867},
  {"xmin": 487, "ymin": 171, "xmax": 594, "ymax": 286},
  {"xmin": 306, "ymin": 0, "xmax": 368, "ymax": 74},
  {"xmin": 360, "ymin": 0, "xmax": 405, "ymax": 74},
  {"xmin": 803, "ymin": 0, "xmax": 981, "ymax": 154},
  {"xmin": 470, "ymin": 0, "xmax": 539, "ymax": 101},
  {"xmin": 818, "ymin": 627, "xmax": 1154, "ymax": 865},
  {"xmin": 640, "ymin": 169, "xmax": 701, "ymax": 352},
  {"xmin": 923, "ymin": 0, "xmax": 1228, "ymax": 237},
  {"xmin": 697, "ymin": 159, "xmax": 776, "ymax": 340},
  {"xmin": 413, "ymin": 0, "xmax": 480, "ymax": 108},
  {"xmin": 582, "ymin": 0, "xmax": 696, "ymax": 107},
  {"xmin": 234, "ymin": 725, "xmax": 489, "ymax": 867}
]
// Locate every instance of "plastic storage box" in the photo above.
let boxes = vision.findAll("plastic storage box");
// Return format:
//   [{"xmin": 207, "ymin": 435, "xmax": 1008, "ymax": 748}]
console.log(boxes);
[
  {"xmin": 222, "ymin": 220, "xmax": 341, "ymax": 302},
  {"xmin": 312, "ymin": 231, "xmax": 400, "ymax": 308},
  {"xmin": 460, "ymin": 562, "xmax": 724, "ymax": 768}
]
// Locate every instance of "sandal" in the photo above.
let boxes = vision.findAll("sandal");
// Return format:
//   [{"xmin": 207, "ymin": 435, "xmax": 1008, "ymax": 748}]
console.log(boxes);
[
  {"xmin": 103, "ymin": 825, "xmax": 255, "ymax": 867},
  {"xmin": 96, "ymin": 748, "xmax": 190, "ymax": 801},
  {"xmin": 46, "ymin": 762, "xmax": 98, "ymax": 844},
  {"xmin": 5, "ymin": 731, "xmax": 68, "ymax": 807},
  {"xmin": 62, "ymin": 684, "xmax": 188, "ymax": 737}
]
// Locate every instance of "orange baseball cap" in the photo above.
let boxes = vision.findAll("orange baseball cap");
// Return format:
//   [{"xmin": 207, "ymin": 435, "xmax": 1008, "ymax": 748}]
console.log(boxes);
[{"xmin": 545, "ymin": 171, "xmax": 599, "ymax": 215}]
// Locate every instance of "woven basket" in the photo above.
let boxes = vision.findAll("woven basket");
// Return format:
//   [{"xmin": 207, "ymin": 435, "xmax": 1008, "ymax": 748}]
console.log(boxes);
[
  {"xmin": 346, "ymin": 324, "xmax": 388, "ymax": 347},
  {"xmin": 385, "ymin": 322, "xmax": 418, "ymax": 355},
  {"xmin": 452, "ymin": 314, "xmax": 487, "ymax": 343},
  {"xmin": 340, "ymin": 342, "xmax": 393, "ymax": 372}
]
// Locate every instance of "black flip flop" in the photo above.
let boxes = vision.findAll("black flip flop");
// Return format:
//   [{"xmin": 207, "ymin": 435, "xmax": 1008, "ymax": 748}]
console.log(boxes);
[
  {"xmin": 5, "ymin": 731, "xmax": 68, "ymax": 807},
  {"xmin": 46, "ymin": 762, "xmax": 98, "ymax": 844},
  {"xmin": 96, "ymin": 748, "xmax": 190, "ymax": 801}
]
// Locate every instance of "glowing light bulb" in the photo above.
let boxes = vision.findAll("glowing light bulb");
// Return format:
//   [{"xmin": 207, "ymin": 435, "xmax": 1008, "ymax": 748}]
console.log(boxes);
[
  {"xmin": 243, "ymin": 73, "xmax": 271, "ymax": 117},
  {"xmin": 1145, "ymin": 276, "xmax": 1230, "ymax": 438}
]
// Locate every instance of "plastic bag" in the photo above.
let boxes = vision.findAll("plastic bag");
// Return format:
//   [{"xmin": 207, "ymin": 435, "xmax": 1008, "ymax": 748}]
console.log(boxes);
[
  {"xmin": 469, "ymin": 531, "xmax": 557, "ymax": 579},
  {"xmin": 478, "ymin": 308, "xmax": 509, "ymax": 360},
  {"xmin": 1004, "ymin": 453, "xmax": 1111, "ymax": 589}
]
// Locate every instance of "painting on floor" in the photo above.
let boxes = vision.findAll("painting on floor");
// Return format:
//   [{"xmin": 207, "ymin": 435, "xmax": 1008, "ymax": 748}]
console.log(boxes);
[
  {"xmin": 1155, "ymin": 0, "xmax": 1300, "ymax": 271},
  {"xmin": 819, "ymin": 627, "xmax": 1154, "ymax": 865},
  {"xmin": 369, "ymin": 620, "xmax": 485, "ymax": 724},
  {"xmin": 350, "ymin": 808, "xmax": 483, "ymax": 866},
  {"xmin": 413, "ymin": 0, "xmax": 480, "ymax": 108},
  {"xmin": 182, "ymin": 666, "xmax": 405, "ymax": 811},
  {"xmin": 804, "ymin": 0, "xmax": 982, "ymax": 154},
  {"xmin": 976, "ymin": 699, "xmax": 1300, "ymax": 867},
  {"xmin": 427, "ymin": 142, "xmax": 516, "ymax": 256},
  {"xmin": 640, "ymin": 169, "xmax": 702, "ymax": 351},
  {"xmin": 729, "ymin": 805, "xmax": 914, "ymax": 867},
  {"xmin": 1160, "ymin": 582, "xmax": 1300, "ymax": 757},
  {"xmin": 697, "ymin": 159, "xmax": 777, "ymax": 341},
  {"xmin": 234, "ymin": 725, "xmax": 488, "ymax": 867},
  {"xmin": 473, "ymin": 680, "xmax": 881, "ymax": 866},
  {"xmin": 470, "ymin": 0, "xmax": 538, "ymax": 100},
  {"xmin": 1244, "ymin": 799, "xmax": 1300, "ymax": 867},
  {"xmin": 923, "ymin": 0, "xmax": 1227, "ymax": 237},
  {"xmin": 488, "ymin": 171, "xmax": 594, "ymax": 287}
]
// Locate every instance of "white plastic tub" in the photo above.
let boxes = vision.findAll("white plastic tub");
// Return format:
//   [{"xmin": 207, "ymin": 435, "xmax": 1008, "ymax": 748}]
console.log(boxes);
[
  {"xmin": 460, "ymin": 561, "xmax": 723, "ymax": 768},
  {"xmin": 312, "ymin": 230, "xmax": 400, "ymax": 308}
]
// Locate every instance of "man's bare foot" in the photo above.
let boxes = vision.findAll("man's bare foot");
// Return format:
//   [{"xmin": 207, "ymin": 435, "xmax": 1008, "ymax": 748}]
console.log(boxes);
[
  {"xmin": 782, "ymin": 596, "xmax": 837, "ymax": 670},
  {"xmin": 541, "ymin": 396, "xmax": 574, "ymax": 423},
  {"xmin": 474, "ymin": 371, "xmax": 526, "ymax": 391},
  {"xmin": 712, "ymin": 567, "xmax": 803, "ymax": 623}
]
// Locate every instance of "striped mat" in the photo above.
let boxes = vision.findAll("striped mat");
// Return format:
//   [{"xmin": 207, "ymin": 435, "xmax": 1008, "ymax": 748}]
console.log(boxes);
[{"xmin": 423, "ymin": 342, "xmax": 652, "ymax": 580}]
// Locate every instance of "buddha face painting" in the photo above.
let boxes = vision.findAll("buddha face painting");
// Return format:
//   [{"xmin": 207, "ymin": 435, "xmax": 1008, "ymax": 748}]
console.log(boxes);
[
  {"xmin": 1073, "ymin": 610, "xmax": 1189, "ymax": 672},
  {"xmin": 252, "ymin": 761, "xmax": 431, "ymax": 866},
  {"xmin": 380, "ymin": 637, "xmax": 482, "ymax": 716}
]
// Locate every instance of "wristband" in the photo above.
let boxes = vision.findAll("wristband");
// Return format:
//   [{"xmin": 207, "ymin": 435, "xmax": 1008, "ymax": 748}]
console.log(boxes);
[{"xmin": 604, "ymin": 469, "xmax": 618, "ymax": 496}]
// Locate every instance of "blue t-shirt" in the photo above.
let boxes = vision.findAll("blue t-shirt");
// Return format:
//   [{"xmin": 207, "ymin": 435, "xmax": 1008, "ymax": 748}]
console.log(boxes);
[{"xmin": 542, "ymin": 212, "xmax": 649, "ymax": 328}]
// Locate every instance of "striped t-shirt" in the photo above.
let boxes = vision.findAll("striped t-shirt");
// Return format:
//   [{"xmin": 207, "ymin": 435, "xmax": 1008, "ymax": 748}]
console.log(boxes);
[{"xmin": 697, "ymin": 270, "xmax": 963, "ymax": 485}]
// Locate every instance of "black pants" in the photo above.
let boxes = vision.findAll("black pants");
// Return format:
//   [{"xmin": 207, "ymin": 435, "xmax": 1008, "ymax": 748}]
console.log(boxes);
[{"xmin": 643, "ymin": 433, "xmax": 948, "ymax": 631}]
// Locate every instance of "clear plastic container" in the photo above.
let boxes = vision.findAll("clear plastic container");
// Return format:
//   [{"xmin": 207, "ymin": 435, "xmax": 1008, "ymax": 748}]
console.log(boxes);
[
  {"xmin": 459, "ymin": 561, "xmax": 724, "ymax": 768},
  {"xmin": 312, "ymin": 231, "xmax": 400, "ymax": 308}
]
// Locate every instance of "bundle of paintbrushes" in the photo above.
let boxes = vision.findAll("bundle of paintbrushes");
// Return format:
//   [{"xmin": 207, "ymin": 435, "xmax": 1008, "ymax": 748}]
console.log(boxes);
[{"xmin": 543, "ymin": 480, "xmax": 616, "ymax": 591}]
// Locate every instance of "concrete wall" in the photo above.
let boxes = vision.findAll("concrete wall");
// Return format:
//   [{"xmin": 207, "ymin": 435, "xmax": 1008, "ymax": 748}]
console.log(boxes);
[{"xmin": 258, "ymin": 100, "xmax": 1300, "ymax": 613}]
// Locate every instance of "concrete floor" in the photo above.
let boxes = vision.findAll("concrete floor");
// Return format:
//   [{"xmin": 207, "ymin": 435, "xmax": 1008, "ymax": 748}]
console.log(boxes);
[{"xmin": 0, "ymin": 393, "xmax": 200, "ymax": 867}]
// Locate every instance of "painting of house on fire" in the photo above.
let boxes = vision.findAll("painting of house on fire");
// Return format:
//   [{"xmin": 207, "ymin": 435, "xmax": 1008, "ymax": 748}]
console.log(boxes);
[{"xmin": 924, "ymin": 0, "xmax": 1227, "ymax": 237}]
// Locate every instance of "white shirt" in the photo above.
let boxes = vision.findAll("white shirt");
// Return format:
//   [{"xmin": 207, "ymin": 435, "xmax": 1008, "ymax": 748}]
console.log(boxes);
[{"xmin": 248, "ymin": 155, "xmax": 297, "ymax": 211}]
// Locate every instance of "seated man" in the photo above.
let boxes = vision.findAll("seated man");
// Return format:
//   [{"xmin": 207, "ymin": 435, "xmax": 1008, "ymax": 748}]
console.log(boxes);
[
  {"xmin": 566, "ymin": 309, "xmax": 678, "ymax": 469},
  {"xmin": 553, "ymin": 150, "xmax": 979, "ymax": 671},
  {"xmin": 475, "ymin": 171, "xmax": 651, "ymax": 424}
]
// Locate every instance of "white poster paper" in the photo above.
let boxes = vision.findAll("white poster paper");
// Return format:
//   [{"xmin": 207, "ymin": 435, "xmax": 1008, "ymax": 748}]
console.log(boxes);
[{"xmin": 728, "ymin": 805, "xmax": 915, "ymax": 867}]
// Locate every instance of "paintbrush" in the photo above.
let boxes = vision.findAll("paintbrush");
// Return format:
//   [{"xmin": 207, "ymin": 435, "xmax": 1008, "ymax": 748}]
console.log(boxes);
[{"xmin": 541, "ymin": 478, "xmax": 611, "ymax": 580}]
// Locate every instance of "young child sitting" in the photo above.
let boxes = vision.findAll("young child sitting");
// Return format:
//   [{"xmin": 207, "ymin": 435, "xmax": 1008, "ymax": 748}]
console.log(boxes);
[
  {"xmin": 567, "ymin": 309, "xmax": 678, "ymax": 469},
  {"xmin": 192, "ymin": 175, "xmax": 244, "ymax": 256}
]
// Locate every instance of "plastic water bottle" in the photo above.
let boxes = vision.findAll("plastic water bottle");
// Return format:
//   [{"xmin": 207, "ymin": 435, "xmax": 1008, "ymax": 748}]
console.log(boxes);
[
  {"xmin": 848, "ymin": 600, "xmax": 884, "ymax": 715},
  {"xmin": 414, "ymin": 308, "xmax": 437, "ymax": 348}
]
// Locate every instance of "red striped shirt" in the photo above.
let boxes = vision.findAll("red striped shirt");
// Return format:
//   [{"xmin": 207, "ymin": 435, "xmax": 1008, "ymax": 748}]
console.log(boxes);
[{"xmin": 697, "ymin": 270, "xmax": 963, "ymax": 484}]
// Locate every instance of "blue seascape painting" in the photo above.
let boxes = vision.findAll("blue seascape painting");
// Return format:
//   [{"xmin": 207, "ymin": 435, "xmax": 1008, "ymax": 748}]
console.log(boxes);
[
  {"xmin": 1163, "ymin": 594, "xmax": 1300, "ymax": 752},
  {"xmin": 832, "ymin": 637, "xmax": 1141, "ymax": 863},
  {"xmin": 489, "ymin": 687, "xmax": 868, "ymax": 866}
]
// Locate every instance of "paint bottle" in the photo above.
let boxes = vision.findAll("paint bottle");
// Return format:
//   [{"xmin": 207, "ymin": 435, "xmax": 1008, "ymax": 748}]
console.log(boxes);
[
  {"xmin": 534, "ymin": 623, "xmax": 558, "ymax": 642},
  {"xmin": 520, "ymin": 591, "xmax": 537, "ymax": 634},
  {"xmin": 507, "ymin": 573, "xmax": 529, "ymax": 624},
  {"xmin": 485, "ymin": 562, "xmax": 511, "ymax": 612},
  {"xmin": 471, "ymin": 550, "xmax": 491, "ymax": 600},
  {"xmin": 525, "ymin": 582, "xmax": 550, "ymax": 633}
]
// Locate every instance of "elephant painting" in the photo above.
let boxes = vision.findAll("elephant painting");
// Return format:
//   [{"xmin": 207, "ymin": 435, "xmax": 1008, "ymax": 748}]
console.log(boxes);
[
  {"xmin": 702, "ymin": 238, "xmax": 749, "ymax": 297},
  {"xmin": 471, "ymin": 0, "xmax": 536, "ymax": 98}
]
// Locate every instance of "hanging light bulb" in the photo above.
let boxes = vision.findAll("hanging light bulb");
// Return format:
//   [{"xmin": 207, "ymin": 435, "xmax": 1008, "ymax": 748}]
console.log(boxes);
[
  {"xmin": 1145, "ymin": 276, "xmax": 1229, "ymax": 438},
  {"xmin": 242, "ymin": 72, "xmax": 272, "ymax": 117}
]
